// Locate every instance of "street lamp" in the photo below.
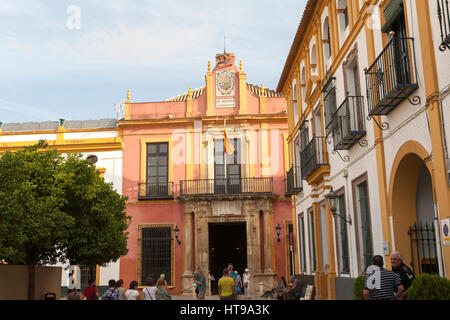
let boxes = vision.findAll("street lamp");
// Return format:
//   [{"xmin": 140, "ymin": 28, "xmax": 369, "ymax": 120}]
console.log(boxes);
[
  {"xmin": 325, "ymin": 189, "xmax": 352, "ymax": 225},
  {"xmin": 174, "ymin": 225, "xmax": 181, "ymax": 246},
  {"xmin": 276, "ymin": 224, "xmax": 282, "ymax": 242}
]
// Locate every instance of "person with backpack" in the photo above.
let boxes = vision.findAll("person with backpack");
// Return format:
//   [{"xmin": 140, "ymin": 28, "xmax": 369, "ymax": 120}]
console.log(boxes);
[
  {"xmin": 101, "ymin": 279, "xmax": 121, "ymax": 300},
  {"xmin": 82, "ymin": 279, "xmax": 99, "ymax": 300}
]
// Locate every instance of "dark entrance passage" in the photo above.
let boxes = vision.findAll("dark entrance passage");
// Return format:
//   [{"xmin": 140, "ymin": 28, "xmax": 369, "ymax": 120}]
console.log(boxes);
[{"xmin": 208, "ymin": 222, "xmax": 247, "ymax": 295}]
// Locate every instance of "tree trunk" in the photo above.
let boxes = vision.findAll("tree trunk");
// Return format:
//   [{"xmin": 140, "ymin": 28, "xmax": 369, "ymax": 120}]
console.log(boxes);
[{"xmin": 27, "ymin": 264, "xmax": 36, "ymax": 300}]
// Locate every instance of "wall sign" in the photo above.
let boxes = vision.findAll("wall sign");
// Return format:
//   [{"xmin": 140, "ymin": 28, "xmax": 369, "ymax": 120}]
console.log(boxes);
[{"xmin": 442, "ymin": 219, "xmax": 450, "ymax": 246}]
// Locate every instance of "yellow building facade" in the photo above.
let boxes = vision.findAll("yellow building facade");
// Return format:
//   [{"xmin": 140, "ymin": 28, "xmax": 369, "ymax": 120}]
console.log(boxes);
[{"xmin": 278, "ymin": 0, "xmax": 450, "ymax": 299}]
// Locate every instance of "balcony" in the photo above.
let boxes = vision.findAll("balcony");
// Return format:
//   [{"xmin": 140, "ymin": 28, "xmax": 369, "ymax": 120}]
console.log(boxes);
[
  {"xmin": 179, "ymin": 177, "xmax": 274, "ymax": 199},
  {"xmin": 285, "ymin": 166, "xmax": 303, "ymax": 196},
  {"xmin": 329, "ymin": 96, "xmax": 366, "ymax": 150},
  {"xmin": 365, "ymin": 37, "xmax": 419, "ymax": 116},
  {"xmin": 300, "ymin": 136, "xmax": 329, "ymax": 184},
  {"xmin": 138, "ymin": 182, "xmax": 174, "ymax": 200}
]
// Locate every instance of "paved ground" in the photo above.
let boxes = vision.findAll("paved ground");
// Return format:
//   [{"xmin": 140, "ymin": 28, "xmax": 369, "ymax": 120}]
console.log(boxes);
[{"xmin": 172, "ymin": 295, "xmax": 274, "ymax": 300}]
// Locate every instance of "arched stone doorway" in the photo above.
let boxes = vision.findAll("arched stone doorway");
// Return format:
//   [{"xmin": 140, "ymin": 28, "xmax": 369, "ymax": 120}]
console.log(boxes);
[{"xmin": 389, "ymin": 141, "xmax": 440, "ymax": 275}]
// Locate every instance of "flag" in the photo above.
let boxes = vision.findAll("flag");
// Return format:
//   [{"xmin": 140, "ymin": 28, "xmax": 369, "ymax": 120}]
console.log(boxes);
[{"xmin": 224, "ymin": 128, "xmax": 235, "ymax": 155}]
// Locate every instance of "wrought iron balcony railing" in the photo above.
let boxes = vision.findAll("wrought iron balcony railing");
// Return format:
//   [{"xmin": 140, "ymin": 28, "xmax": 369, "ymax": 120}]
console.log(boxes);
[
  {"xmin": 438, "ymin": 0, "xmax": 450, "ymax": 51},
  {"xmin": 285, "ymin": 166, "xmax": 303, "ymax": 196},
  {"xmin": 179, "ymin": 177, "xmax": 274, "ymax": 197},
  {"xmin": 300, "ymin": 136, "xmax": 329, "ymax": 180},
  {"xmin": 138, "ymin": 182, "xmax": 174, "ymax": 200},
  {"xmin": 329, "ymin": 96, "xmax": 366, "ymax": 150},
  {"xmin": 365, "ymin": 37, "xmax": 419, "ymax": 116}
]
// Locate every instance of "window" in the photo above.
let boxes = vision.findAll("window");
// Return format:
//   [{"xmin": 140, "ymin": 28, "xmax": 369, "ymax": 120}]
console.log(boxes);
[
  {"xmin": 323, "ymin": 78, "xmax": 337, "ymax": 136},
  {"xmin": 353, "ymin": 177, "xmax": 373, "ymax": 273},
  {"xmin": 308, "ymin": 208, "xmax": 316, "ymax": 272},
  {"xmin": 293, "ymin": 135, "xmax": 302, "ymax": 185},
  {"xmin": 139, "ymin": 226, "xmax": 172, "ymax": 286},
  {"xmin": 335, "ymin": 193, "xmax": 350, "ymax": 274},
  {"xmin": 310, "ymin": 45, "xmax": 318, "ymax": 75},
  {"xmin": 319, "ymin": 202, "xmax": 329, "ymax": 272},
  {"xmin": 299, "ymin": 120, "xmax": 309, "ymax": 151},
  {"xmin": 293, "ymin": 82, "xmax": 299, "ymax": 125},
  {"xmin": 323, "ymin": 17, "xmax": 332, "ymax": 64},
  {"xmin": 298, "ymin": 214, "xmax": 307, "ymax": 273},
  {"xmin": 146, "ymin": 142, "xmax": 169, "ymax": 197},
  {"xmin": 287, "ymin": 223, "xmax": 295, "ymax": 281},
  {"xmin": 214, "ymin": 138, "xmax": 241, "ymax": 194},
  {"xmin": 337, "ymin": 0, "xmax": 349, "ymax": 37},
  {"xmin": 343, "ymin": 46, "xmax": 364, "ymax": 132},
  {"xmin": 301, "ymin": 67, "xmax": 307, "ymax": 109},
  {"xmin": 79, "ymin": 265, "xmax": 96, "ymax": 290}
]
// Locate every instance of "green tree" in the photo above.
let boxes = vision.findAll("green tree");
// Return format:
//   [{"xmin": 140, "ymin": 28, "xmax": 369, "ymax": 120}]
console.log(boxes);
[
  {"xmin": 59, "ymin": 153, "xmax": 130, "ymax": 269},
  {"xmin": 0, "ymin": 141, "xmax": 131, "ymax": 299},
  {"xmin": 0, "ymin": 141, "xmax": 75, "ymax": 300}
]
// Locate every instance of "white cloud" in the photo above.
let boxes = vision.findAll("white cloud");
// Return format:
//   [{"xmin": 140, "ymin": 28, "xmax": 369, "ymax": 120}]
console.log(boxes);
[{"xmin": 53, "ymin": 22, "xmax": 216, "ymax": 65}]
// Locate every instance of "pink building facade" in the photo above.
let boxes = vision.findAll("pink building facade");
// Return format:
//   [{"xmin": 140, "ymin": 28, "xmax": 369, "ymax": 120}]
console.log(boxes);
[{"xmin": 119, "ymin": 52, "xmax": 293, "ymax": 295}]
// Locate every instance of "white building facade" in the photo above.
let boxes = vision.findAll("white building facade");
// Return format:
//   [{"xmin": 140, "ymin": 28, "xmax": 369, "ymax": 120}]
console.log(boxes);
[{"xmin": 279, "ymin": 0, "xmax": 450, "ymax": 300}]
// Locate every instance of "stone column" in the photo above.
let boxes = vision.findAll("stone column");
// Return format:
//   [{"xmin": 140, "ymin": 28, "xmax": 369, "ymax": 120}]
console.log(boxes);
[
  {"xmin": 263, "ymin": 210, "xmax": 273, "ymax": 273},
  {"xmin": 244, "ymin": 200, "xmax": 261, "ymax": 296},
  {"xmin": 253, "ymin": 207, "xmax": 276, "ymax": 294},
  {"xmin": 194, "ymin": 202, "xmax": 210, "ymax": 295},
  {"xmin": 181, "ymin": 210, "xmax": 194, "ymax": 296}
]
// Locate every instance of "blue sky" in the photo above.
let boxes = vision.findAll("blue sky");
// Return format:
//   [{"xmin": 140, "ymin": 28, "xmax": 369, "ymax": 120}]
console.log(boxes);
[{"xmin": 0, "ymin": 0, "xmax": 307, "ymax": 123}]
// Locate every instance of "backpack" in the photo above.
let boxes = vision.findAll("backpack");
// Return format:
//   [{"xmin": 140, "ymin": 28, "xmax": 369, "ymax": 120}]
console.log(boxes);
[{"xmin": 102, "ymin": 289, "xmax": 115, "ymax": 300}]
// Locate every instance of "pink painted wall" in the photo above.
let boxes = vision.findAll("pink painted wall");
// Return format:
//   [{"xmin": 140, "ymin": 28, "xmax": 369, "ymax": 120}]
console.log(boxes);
[{"xmin": 120, "ymin": 53, "xmax": 291, "ymax": 294}]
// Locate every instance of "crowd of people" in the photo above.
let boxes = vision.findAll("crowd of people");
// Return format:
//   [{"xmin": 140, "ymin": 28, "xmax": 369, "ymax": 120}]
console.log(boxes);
[
  {"xmin": 66, "ymin": 274, "xmax": 172, "ymax": 301},
  {"xmin": 66, "ymin": 251, "xmax": 414, "ymax": 301}
]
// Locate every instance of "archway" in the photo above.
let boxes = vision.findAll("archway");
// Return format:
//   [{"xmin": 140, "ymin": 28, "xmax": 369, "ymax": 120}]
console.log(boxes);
[{"xmin": 389, "ymin": 141, "xmax": 439, "ymax": 275}]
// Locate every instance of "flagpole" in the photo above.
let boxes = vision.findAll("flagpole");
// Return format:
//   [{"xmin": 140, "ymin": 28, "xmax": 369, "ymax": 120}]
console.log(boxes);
[{"xmin": 224, "ymin": 118, "xmax": 227, "ymax": 193}]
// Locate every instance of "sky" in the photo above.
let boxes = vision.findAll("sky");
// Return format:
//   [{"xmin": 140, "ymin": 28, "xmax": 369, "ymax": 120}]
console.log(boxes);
[{"xmin": 0, "ymin": 0, "xmax": 307, "ymax": 123}]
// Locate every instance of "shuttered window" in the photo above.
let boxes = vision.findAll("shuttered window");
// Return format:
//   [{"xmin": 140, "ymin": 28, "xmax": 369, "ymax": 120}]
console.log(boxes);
[
  {"xmin": 357, "ymin": 181, "xmax": 373, "ymax": 271},
  {"xmin": 336, "ymin": 194, "xmax": 350, "ymax": 274},
  {"xmin": 308, "ymin": 209, "xmax": 316, "ymax": 272}
]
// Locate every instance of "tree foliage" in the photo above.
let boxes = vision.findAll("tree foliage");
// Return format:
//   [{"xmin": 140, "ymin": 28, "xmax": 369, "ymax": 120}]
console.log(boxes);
[
  {"xmin": 58, "ymin": 153, "xmax": 130, "ymax": 267},
  {"xmin": 0, "ymin": 141, "xmax": 74, "ymax": 266},
  {"xmin": 0, "ymin": 141, "xmax": 131, "ymax": 298}
]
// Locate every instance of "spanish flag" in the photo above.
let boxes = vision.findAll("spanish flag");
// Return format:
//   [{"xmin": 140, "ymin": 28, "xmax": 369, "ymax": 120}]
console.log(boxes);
[{"xmin": 224, "ymin": 128, "xmax": 235, "ymax": 155}]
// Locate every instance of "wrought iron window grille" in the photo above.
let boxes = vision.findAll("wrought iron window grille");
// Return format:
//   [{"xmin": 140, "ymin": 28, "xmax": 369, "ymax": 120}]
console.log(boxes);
[
  {"xmin": 408, "ymin": 222, "xmax": 439, "ymax": 275},
  {"xmin": 438, "ymin": 0, "xmax": 450, "ymax": 51}
]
